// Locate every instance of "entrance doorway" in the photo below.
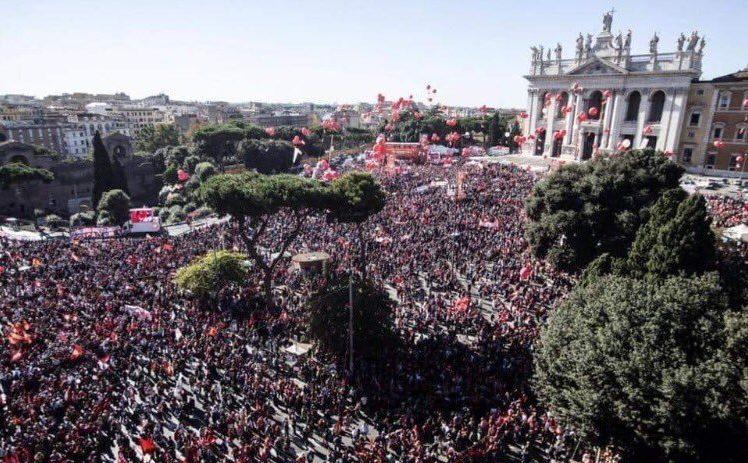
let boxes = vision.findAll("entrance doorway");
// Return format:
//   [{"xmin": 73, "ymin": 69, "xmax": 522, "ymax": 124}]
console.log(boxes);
[
  {"xmin": 552, "ymin": 137, "xmax": 562, "ymax": 157},
  {"xmin": 534, "ymin": 131, "xmax": 545, "ymax": 156},
  {"xmin": 582, "ymin": 133, "xmax": 596, "ymax": 160}
]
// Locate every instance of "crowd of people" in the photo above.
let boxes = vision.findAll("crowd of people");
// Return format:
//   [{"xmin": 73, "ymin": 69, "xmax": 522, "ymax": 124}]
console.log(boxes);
[
  {"xmin": 706, "ymin": 194, "xmax": 748, "ymax": 228},
  {"xmin": 2, "ymin": 160, "xmax": 631, "ymax": 462}
]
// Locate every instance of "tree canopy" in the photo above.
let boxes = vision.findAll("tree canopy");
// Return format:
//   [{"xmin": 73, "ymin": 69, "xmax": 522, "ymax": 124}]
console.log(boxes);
[
  {"xmin": 134, "ymin": 124, "xmax": 180, "ymax": 153},
  {"xmin": 96, "ymin": 189, "xmax": 131, "ymax": 226},
  {"xmin": 306, "ymin": 277, "xmax": 396, "ymax": 365},
  {"xmin": 200, "ymin": 172, "xmax": 332, "ymax": 305},
  {"xmin": 534, "ymin": 273, "xmax": 747, "ymax": 463},
  {"xmin": 0, "ymin": 162, "xmax": 54, "ymax": 189},
  {"xmin": 525, "ymin": 149, "xmax": 684, "ymax": 272},
  {"xmin": 91, "ymin": 131, "xmax": 115, "ymax": 208},
  {"xmin": 239, "ymin": 139, "xmax": 295, "ymax": 174},
  {"xmin": 174, "ymin": 250, "xmax": 249, "ymax": 301},
  {"xmin": 327, "ymin": 172, "xmax": 386, "ymax": 224}
]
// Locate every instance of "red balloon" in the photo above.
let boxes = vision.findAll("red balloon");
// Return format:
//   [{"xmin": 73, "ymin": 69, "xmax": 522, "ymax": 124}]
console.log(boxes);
[
  {"xmin": 588, "ymin": 107, "xmax": 599, "ymax": 118},
  {"xmin": 446, "ymin": 119, "xmax": 458, "ymax": 127}
]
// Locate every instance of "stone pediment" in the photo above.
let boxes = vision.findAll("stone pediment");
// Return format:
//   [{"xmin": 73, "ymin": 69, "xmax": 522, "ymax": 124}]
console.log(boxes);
[{"xmin": 566, "ymin": 57, "xmax": 627, "ymax": 76}]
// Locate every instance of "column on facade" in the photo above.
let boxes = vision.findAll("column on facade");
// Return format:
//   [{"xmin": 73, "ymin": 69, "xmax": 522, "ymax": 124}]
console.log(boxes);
[
  {"xmin": 571, "ymin": 93, "xmax": 585, "ymax": 146},
  {"xmin": 528, "ymin": 91, "xmax": 542, "ymax": 137},
  {"xmin": 543, "ymin": 97, "xmax": 557, "ymax": 155},
  {"xmin": 634, "ymin": 93, "xmax": 651, "ymax": 148},
  {"xmin": 656, "ymin": 90, "xmax": 676, "ymax": 151},
  {"xmin": 564, "ymin": 94, "xmax": 576, "ymax": 145},
  {"xmin": 606, "ymin": 92, "xmax": 625, "ymax": 149},
  {"xmin": 526, "ymin": 90, "xmax": 536, "ymax": 136},
  {"xmin": 664, "ymin": 90, "xmax": 687, "ymax": 153},
  {"xmin": 600, "ymin": 91, "xmax": 616, "ymax": 148}
]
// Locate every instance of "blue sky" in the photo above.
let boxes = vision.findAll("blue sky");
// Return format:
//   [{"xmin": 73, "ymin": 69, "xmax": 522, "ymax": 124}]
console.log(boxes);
[{"xmin": 2, "ymin": 0, "xmax": 746, "ymax": 107}]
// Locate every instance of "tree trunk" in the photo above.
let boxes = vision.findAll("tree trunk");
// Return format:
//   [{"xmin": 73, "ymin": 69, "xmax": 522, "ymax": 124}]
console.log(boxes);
[
  {"xmin": 356, "ymin": 223, "xmax": 367, "ymax": 280},
  {"xmin": 262, "ymin": 270, "xmax": 274, "ymax": 309}
]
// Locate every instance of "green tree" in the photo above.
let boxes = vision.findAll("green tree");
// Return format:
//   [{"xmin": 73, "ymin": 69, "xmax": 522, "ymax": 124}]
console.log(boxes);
[
  {"xmin": 70, "ymin": 210, "xmax": 96, "ymax": 227},
  {"xmin": 111, "ymin": 154, "xmax": 130, "ymax": 195},
  {"xmin": 238, "ymin": 139, "xmax": 295, "ymax": 173},
  {"xmin": 91, "ymin": 131, "xmax": 115, "ymax": 207},
  {"xmin": 534, "ymin": 273, "xmax": 747, "ymax": 463},
  {"xmin": 200, "ymin": 172, "xmax": 331, "ymax": 306},
  {"xmin": 134, "ymin": 124, "xmax": 180, "ymax": 153},
  {"xmin": 96, "ymin": 189, "xmax": 131, "ymax": 226},
  {"xmin": 194, "ymin": 162, "xmax": 217, "ymax": 182},
  {"xmin": 0, "ymin": 162, "xmax": 54, "ymax": 189},
  {"xmin": 525, "ymin": 149, "xmax": 684, "ymax": 272},
  {"xmin": 327, "ymin": 172, "xmax": 386, "ymax": 278},
  {"xmin": 174, "ymin": 250, "xmax": 248, "ymax": 304},
  {"xmin": 192, "ymin": 124, "xmax": 246, "ymax": 169},
  {"xmin": 307, "ymin": 277, "xmax": 396, "ymax": 365},
  {"xmin": 627, "ymin": 192, "xmax": 715, "ymax": 278}
]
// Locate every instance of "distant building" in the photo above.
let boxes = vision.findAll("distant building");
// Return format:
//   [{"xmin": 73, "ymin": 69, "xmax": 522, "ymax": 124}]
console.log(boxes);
[
  {"xmin": 676, "ymin": 68, "xmax": 748, "ymax": 174},
  {"xmin": 0, "ymin": 121, "xmax": 69, "ymax": 154},
  {"xmin": 0, "ymin": 135, "xmax": 160, "ymax": 218},
  {"xmin": 523, "ymin": 11, "xmax": 704, "ymax": 159},
  {"xmin": 248, "ymin": 112, "xmax": 312, "ymax": 127},
  {"xmin": 115, "ymin": 107, "xmax": 166, "ymax": 134}
]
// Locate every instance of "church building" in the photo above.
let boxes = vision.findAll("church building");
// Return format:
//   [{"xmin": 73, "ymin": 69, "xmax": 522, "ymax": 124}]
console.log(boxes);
[{"xmin": 522, "ymin": 11, "xmax": 705, "ymax": 160}]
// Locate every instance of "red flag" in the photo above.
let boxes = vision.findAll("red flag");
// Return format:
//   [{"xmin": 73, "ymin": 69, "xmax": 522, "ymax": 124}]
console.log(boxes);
[
  {"xmin": 70, "ymin": 344, "xmax": 84, "ymax": 360},
  {"xmin": 519, "ymin": 264, "xmax": 533, "ymax": 280},
  {"xmin": 139, "ymin": 437, "xmax": 156, "ymax": 454}
]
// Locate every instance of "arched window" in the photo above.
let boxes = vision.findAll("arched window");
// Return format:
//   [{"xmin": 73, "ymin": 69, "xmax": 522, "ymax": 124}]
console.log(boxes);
[
  {"xmin": 625, "ymin": 91, "xmax": 641, "ymax": 121},
  {"xmin": 587, "ymin": 91, "xmax": 603, "ymax": 119},
  {"xmin": 718, "ymin": 91, "xmax": 732, "ymax": 109},
  {"xmin": 556, "ymin": 92, "xmax": 569, "ymax": 118},
  {"xmin": 648, "ymin": 91, "xmax": 666, "ymax": 122}
]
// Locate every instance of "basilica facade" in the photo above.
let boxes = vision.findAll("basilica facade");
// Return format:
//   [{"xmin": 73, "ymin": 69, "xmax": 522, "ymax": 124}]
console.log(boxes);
[{"xmin": 522, "ymin": 12, "xmax": 705, "ymax": 160}]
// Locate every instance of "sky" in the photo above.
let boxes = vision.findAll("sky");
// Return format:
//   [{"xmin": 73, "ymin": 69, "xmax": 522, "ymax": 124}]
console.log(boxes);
[{"xmin": 2, "ymin": 0, "xmax": 746, "ymax": 108}]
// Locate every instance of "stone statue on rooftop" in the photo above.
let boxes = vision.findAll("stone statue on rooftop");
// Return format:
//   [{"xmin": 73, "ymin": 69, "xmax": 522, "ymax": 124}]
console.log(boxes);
[
  {"xmin": 576, "ymin": 33, "xmax": 584, "ymax": 60},
  {"xmin": 649, "ymin": 32, "xmax": 659, "ymax": 54},
  {"xmin": 603, "ymin": 9, "xmax": 614, "ymax": 33},
  {"xmin": 585, "ymin": 34, "xmax": 593, "ymax": 57},
  {"xmin": 687, "ymin": 31, "xmax": 699, "ymax": 51},
  {"xmin": 677, "ymin": 33, "xmax": 686, "ymax": 52}
]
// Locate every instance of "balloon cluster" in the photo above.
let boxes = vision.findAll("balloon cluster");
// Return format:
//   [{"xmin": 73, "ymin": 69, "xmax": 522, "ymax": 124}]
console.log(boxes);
[
  {"xmin": 425, "ymin": 84, "xmax": 437, "ymax": 103},
  {"xmin": 713, "ymin": 139, "xmax": 726, "ymax": 149},
  {"xmin": 264, "ymin": 127, "xmax": 276, "ymax": 137},
  {"xmin": 446, "ymin": 118, "xmax": 458, "ymax": 127},
  {"xmin": 445, "ymin": 131, "xmax": 461, "ymax": 146},
  {"xmin": 321, "ymin": 119, "xmax": 341, "ymax": 132}
]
